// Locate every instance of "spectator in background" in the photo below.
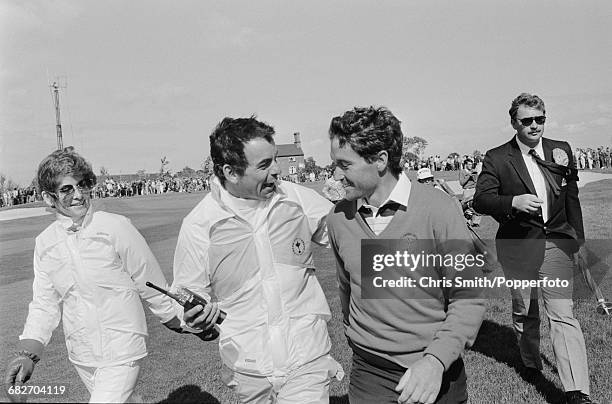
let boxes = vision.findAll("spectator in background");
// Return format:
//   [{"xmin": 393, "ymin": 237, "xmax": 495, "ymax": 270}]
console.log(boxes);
[
  {"xmin": 459, "ymin": 158, "xmax": 481, "ymax": 227},
  {"xmin": 416, "ymin": 167, "xmax": 433, "ymax": 183},
  {"xmin": 322, "ymin": 167, "xmax": 346, "ymax": 203},
  {"xmin": 475, "ymin": 157, "xmax": 483, "ymax": 175},
  {"xmin": 586, "ymin": 149, "xmax": 593, "ymax": 169}
]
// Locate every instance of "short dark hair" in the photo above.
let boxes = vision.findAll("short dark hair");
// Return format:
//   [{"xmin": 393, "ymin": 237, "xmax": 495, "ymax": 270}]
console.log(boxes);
[
  {"xmin": 36, "ymin": 147, "xmax": 97, "ymax": 194},
  {"xmin": 509, "ymin": 93, "xmax": 546, "ymax": 121},
  {"xmin": 328, "ymin": 106, "xmax": 403, "ymax": 177},
  {"xmin": 210, "ymin": 116, "xmax": 275, "ymax": 185}
]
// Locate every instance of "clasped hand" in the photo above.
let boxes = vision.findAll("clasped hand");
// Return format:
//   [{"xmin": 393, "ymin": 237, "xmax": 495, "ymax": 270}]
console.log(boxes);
[
  {"xmin": 183, "ymin": 302, "xmax": 221, "ymax": 332},
  {"xmin": 512, "ymin": 194, "xmax": 543, "ymax": 215}
]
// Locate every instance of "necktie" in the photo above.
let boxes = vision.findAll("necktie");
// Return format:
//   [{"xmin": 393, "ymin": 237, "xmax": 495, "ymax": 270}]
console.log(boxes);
[
  {"xmin": 358, "ymin": 205, "xmax": 373, "ymax": 219},
  {"xmin": 358, "ymin": 202, "xmax": 402, "ymax": 219},
  {"xmin": 528, "ymin": 149, "xmax": 560, "ymax": 197},
  {"xmin": 378, "ymin": 202, "xmax": 402, "ymax": 217}
]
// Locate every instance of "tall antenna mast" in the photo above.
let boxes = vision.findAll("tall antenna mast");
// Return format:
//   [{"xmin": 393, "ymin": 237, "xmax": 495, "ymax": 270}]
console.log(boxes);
[{"xmin": 50, "ymin": 81, "xmax": 64, "ymax": 150}]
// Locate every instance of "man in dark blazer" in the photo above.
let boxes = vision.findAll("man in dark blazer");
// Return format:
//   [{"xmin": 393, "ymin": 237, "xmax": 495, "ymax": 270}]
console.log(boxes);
[{"xmin": 474, "ymin": 93, "xmax": 592, "ymax": 404}]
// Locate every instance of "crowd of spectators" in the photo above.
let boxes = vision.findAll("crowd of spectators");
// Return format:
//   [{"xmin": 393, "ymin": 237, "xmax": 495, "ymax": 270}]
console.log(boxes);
[
  {"xmin": 1, "ymin": 187, "xmax": 38, "ymax": 208},
  {"xmin": 92, "ymin": 176, "xmax": 210, "ymax": 198},
  {"xmin": 2, "ymin": 146, "xmax": 610, "ymax": 208},
  {"xmin": 574, "ymin": 146, "xmax": 611, "ymax": 170},
  {"xmin": 404, "ymin": 154, "xmax": 482, "ymax": 172},
  {"xmin": 0, "ymin": 176, "xmax": 211, "ymax": 208},
  {"xmin": 407, "ymin": 147, "xmax": 612, "ymax": 173}
]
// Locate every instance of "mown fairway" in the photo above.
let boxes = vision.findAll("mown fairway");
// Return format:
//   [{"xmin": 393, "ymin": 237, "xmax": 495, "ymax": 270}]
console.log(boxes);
[{"xmin": 1, "ymin": 179, "xmax": 611, "ymax": 403}]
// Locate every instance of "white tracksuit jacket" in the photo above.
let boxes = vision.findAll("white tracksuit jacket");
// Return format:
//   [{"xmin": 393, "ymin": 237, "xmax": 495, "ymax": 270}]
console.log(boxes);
[
  {"xmin": 20, "ymin": 208, "xmax": 177, "ymax": 367},
  {"xmin": 172, "ymin": 178, "xmax": 333, "ymax": 377}
]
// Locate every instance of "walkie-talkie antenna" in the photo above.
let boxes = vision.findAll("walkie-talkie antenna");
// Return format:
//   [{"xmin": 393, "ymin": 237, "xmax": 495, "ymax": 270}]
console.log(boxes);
[{"xmin": 145, "ymin": 281, "xmax": 181, "ymax": 301}]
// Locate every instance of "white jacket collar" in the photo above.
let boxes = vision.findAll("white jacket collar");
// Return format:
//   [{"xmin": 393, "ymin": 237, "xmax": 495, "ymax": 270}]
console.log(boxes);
[
  {"xmin": 210, "ymin": 176, "xmax": 287, "ymax": 219},
  {"xmin": 55, "ymin": 204, "xmax": 95, "ymax": 233}
]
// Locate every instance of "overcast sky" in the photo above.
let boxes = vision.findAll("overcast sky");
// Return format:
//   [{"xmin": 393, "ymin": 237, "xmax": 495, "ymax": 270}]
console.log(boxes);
[{"xmin": 2, "ymin": 0, "xmax": 611, "ymax": 185}]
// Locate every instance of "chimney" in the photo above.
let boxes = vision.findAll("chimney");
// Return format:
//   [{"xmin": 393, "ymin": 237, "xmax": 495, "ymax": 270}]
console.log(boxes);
[{"xmin": 293, "ymin": 132, "xmax": 302, "ymax": 149}]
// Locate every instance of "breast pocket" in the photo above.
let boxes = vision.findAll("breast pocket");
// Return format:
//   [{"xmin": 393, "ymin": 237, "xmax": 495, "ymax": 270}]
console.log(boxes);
[
  {"xmin": 270, "ymin": 225, "xmax": 313, "ymax": 267},
  {"xmin": 267, "ymin": 204, "xmax": 316, "ymax": 267}
]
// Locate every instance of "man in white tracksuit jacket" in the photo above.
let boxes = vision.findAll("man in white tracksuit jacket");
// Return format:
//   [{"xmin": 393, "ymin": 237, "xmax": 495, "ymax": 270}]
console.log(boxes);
[
  {"xmin": 173, "ymin": 117, "xmax": 343, "ymax": 403},
  {"xmin": 4, "ymin": 148, "xmax": 180, "ymax": 403}
]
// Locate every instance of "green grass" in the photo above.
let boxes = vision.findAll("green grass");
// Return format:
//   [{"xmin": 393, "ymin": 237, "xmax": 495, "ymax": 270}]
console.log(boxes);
[{"xmin": 1, "ymin": 180, "xmax": 611, "ymax": 403}]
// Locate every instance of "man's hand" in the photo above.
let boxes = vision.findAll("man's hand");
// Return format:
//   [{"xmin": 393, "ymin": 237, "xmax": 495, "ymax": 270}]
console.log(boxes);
[
  {"xmin": 512, "ymin": 194, "xmax": 543, "ymax": 215},
  {"xmin": 194, "ymin": 328, "xmax": 220, "ymax": 341},
  {"xmin": 162, "ymin": 316, "xmax": 183, "ymax": 333},
  {"xmin": 183, "ymin": 302, "xmax": 221, "ymax": 331},
  {"xmin": 395, "ymin": 355, "xmax": 444, "ymax": 404}
]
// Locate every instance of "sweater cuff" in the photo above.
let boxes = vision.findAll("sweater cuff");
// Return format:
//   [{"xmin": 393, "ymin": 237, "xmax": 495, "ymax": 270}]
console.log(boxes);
[{"xmin": 423, "ymin": 340, "xmax": 461, "ymax": 371}]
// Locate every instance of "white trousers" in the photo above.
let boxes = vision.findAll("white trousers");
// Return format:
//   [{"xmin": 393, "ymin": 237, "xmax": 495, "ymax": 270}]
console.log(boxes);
[
  {"xmin": 73, "ymin": 360, "xmax": 142, "ymax": 403},
  {"xmin": 220, "ymin": 354, "xmax": 344, "ymax": 404}
]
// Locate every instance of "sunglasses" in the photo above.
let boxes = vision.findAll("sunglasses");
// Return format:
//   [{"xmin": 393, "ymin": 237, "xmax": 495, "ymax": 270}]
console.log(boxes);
[
  {"xmin": 517, "ymin": 116, "xmax": 546, "ymax": 126},
  {"xmin": 49, "ymin": 179, "xmax": 94, "ymax": 200}
]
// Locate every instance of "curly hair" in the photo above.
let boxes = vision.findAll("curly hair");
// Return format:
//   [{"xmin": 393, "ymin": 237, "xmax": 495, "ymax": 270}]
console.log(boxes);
[
  {"xmin": 509, "ymin": 93, "xmax": 546, "ymax": 121},
  {"xmin": 328, "ymin": 106, "xmax": 403, "ymax": 177},
  {"xmin": 36, "ymin": 147, "xmax": 97, "ymax": 194},
  {"xmin": 210, "ymin": 116, "xmax": 275, "ymax": 185}
]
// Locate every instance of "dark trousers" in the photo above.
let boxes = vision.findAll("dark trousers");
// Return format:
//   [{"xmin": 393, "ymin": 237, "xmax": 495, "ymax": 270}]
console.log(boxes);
[{"xmin": 348, "ymin": 351, "xmax": 467, "ymax": 404}]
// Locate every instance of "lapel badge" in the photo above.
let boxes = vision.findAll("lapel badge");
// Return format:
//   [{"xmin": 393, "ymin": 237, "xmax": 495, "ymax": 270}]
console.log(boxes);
[{"xmin": 552, "ymin": 148, "xmax": 569, "ymax": 166}]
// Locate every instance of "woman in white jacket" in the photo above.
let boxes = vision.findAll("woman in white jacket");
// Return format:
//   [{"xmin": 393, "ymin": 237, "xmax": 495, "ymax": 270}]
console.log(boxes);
[{"xmin": 4, "ymin": 147, "xmax": 182, "ymax": 403}]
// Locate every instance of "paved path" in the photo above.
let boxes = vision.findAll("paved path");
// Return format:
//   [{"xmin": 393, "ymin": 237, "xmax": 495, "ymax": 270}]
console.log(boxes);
[
  {"xmin": 0, "ymin": 207, "xmax": 53, "ymax": 222},
  {"xmin": 445, "ymin": 171, "xmax": 612, "ymax": 195},
  {"xmin": 575, "ymin": 171, "xmax": 612, "ymax": 187}
]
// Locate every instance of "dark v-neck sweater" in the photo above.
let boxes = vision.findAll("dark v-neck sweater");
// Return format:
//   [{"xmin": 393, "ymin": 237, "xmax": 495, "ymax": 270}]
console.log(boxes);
[{"xmin": 327, "ymin": 182, "xmax": 486, "ymax": 370}]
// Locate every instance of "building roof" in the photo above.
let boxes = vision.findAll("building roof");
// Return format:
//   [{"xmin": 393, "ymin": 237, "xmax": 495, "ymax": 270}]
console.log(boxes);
[{"xmin": 277, "ymin": 144, "xmax": 303, "ymax": 157}]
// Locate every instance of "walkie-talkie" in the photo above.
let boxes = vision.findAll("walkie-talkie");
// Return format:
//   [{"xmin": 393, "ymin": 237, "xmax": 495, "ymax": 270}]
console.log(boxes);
[{"xmin": 146, "ymin": 281, "xmax": 226, "ymax": 324}]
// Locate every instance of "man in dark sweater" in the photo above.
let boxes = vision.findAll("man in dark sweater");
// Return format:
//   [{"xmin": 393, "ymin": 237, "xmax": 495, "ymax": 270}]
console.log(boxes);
[{"xmin": 326, "ymin": 106, "xmax": 486, "ymax": 404}]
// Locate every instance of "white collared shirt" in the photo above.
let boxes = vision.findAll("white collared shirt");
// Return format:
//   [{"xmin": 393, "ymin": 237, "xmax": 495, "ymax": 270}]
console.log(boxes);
[
  {"xmin": 516, "ymin": 136, "xmax": 549, "ymax": 222},
  {"xmin": 357, "ymin": 172, "xmax": 412, "ymax": 235}
]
